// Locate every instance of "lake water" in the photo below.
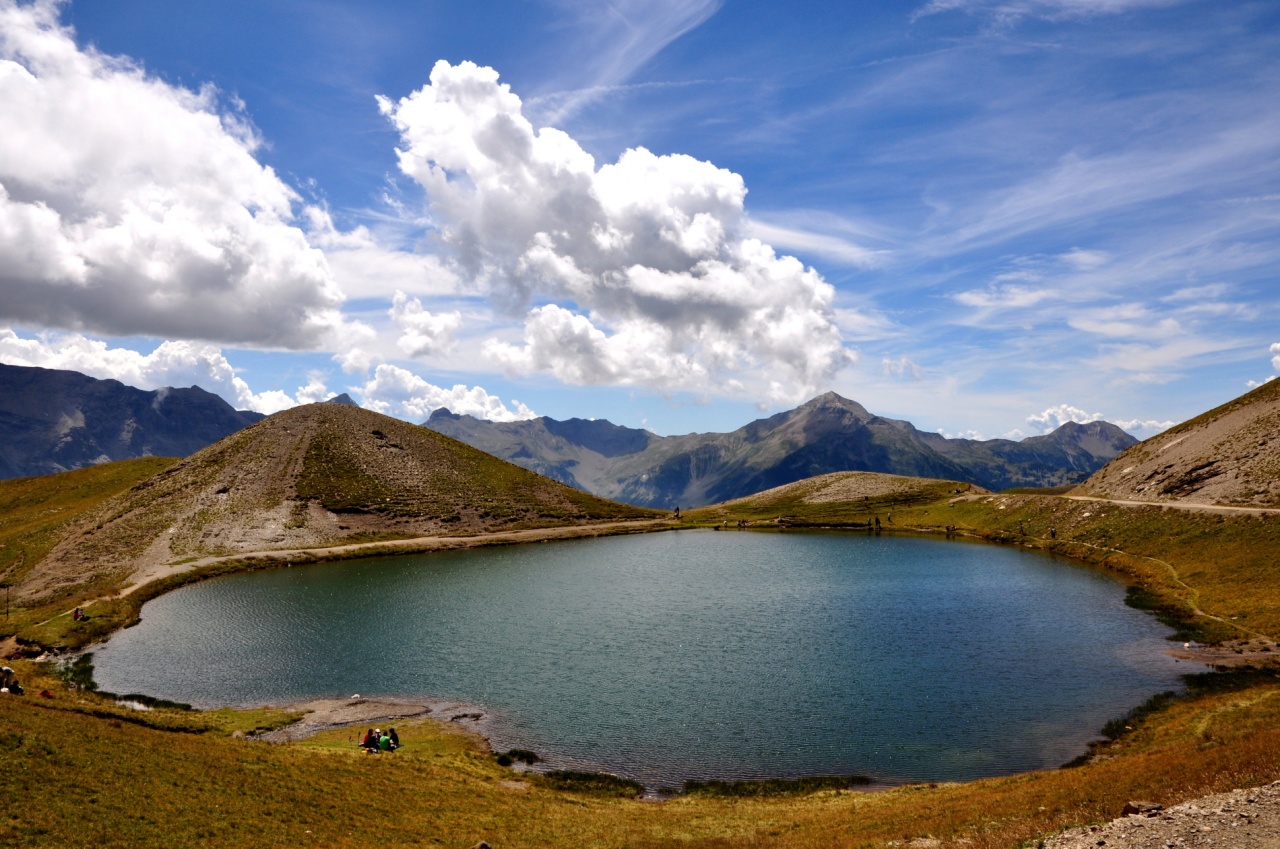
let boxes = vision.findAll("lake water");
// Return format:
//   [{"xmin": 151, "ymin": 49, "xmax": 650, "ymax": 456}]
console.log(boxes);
[{"xmin": 91, "ymin": 529, "xmax": 1192, "ymax": 788}]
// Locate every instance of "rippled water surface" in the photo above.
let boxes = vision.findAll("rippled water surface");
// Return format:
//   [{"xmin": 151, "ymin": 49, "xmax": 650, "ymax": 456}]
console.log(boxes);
[{"xmin": 92, "ymin": 530, "xmax": 1190, "ymax": 787}]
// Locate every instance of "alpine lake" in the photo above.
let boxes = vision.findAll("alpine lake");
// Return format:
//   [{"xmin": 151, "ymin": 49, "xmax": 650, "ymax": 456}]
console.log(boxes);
[{"xmin": 90, "ymin": 528, "xmax": 1195, "ymax": 790}]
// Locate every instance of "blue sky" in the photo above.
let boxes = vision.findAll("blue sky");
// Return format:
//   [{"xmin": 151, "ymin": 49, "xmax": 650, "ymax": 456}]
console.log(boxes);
[{"xmin": 1, "ymin": 0, "xmax": 1277, "ymax": 439}]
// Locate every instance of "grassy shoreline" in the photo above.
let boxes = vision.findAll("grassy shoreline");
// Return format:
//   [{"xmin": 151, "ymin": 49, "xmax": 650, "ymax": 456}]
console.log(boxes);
[{"xmin": 5, "ymin": 474, "xmax": 1280, "ymax": 846}]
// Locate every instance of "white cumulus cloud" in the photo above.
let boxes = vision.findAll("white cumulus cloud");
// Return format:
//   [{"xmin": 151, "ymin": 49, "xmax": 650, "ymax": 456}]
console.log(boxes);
[
  {"xmin": 0, "ymin": 328, "xmax": 323, "ymax": 414},
  {"xmin": 0, "ymin": 0, "xmax": 350, "ymax": 347},
  {"xmin": 1115, "ymin": 417, "xmax": 1176, "ymax": 436},
  {"xmin": 1249, "ymin": 342, "xmax": 1280, "ymax": 388},
  {"xmin": 378, "ymin": 60, "xmax": 852, "ymax": 404},
  {"xmin": 355, "ymin": 363, "xmax": 535, "ymax": 422},
  {"xmin": 389, "ymin": 290, "xmax": 463, "ymax": 358},
  {"xmin": 882, "ymin": 355, "xmax": 922, "ymax": 380},
  {"xmin": 1026, "ymin": 405, "xmax": 1171, "ymax": 437},
  {"xmin": 1026, "ymin": 403, "xmax": 1104, "ymax": 433},
  {"xmin": 938, "ymin": 428, "xmax": 986, "ymax": 440}
]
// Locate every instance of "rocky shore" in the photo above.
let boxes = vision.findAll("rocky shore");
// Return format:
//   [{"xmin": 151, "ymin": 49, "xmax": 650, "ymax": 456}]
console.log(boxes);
[{"xmin": 1042, "ymin": 782, "xmax": 1280, "ymax": 848}]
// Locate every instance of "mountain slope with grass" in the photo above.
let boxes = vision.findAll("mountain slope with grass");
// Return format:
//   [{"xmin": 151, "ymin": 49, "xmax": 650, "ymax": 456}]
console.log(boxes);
[
  {"xmin": 1076, "ymin": 379, "xmax": 1280, "ymax": 507},
  {"xmin": 0, "ymin": 363, "xmax": 263, "ymax": 480},
  {"xmin": 427, "ymin": 392, "xmax": 1136, "ymax": 507},
  {"xmin": 15, "ymin": 402, "xmax": 659, "ymax": 605},
  {"xmin": 0, "ymin": 457, "xmax": 178, "ymax": 596}
]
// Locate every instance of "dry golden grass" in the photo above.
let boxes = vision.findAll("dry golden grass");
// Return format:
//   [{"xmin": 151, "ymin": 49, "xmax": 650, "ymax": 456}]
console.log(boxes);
[
  {"xmin": 3, "ymin": 658, "xmax": 1280, "ymax": 849},
  {"xmin": 6, "ymin": 466, "xmax": 1280, "ymax": 846}
]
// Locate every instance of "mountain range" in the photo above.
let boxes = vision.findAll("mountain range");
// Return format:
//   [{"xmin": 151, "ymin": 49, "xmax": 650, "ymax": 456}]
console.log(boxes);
[
  {"xmin": 0, "ymin": 363, "xmax": 1136, "ymax": 503},
  {"xmin": 0, "ymin": 362, "xmax": 263, "ymax": 480},
  {"xmin": 426, "ymin": 391, "xmax": 1137, "ymax": 508}
]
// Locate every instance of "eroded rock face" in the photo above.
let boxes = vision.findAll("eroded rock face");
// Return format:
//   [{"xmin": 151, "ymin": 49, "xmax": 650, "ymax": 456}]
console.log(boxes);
[
  {"xmin": 1078, "ymin": 379, "xmax": 1280, "ymax": 508},
  {"xmin": 1043, "ymin": 782, "xmax": 1280, "ymax": 848}
]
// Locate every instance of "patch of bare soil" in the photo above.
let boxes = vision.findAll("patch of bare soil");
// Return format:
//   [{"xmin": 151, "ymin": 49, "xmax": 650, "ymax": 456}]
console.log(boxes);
[
  {"xmin": 0, "ymin": 636, "xmax": 36, "ymax": 660},
  {"xmin": 256, "ymin": 696, "xmax": 492, "ymax": 748},
  {"xmin": 721, "ymin": 471, "xmax": 978, "ymax": 509},
  {"xmin": 803, "ymin": 473, "xmax": 976, "ymax": 504},
  {"xmin": 1042, "ymin": 781, "xmax": 1280, "ymax": 848}
]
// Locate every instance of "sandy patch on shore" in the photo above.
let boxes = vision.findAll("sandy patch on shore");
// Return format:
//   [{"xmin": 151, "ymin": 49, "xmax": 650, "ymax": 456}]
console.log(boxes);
[{"xmin": 257, "ymin": 696, "xmax": 493, "ymax": 747}]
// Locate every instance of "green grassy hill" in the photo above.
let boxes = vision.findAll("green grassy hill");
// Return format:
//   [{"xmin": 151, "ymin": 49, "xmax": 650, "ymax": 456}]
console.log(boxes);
[
  {"xmin": 4, "ymin": 403, "xmax": 660, "ymax": 645},
  {"xmin": 0, "ymin": 457, "xmax": 177, "ymax": 595}
]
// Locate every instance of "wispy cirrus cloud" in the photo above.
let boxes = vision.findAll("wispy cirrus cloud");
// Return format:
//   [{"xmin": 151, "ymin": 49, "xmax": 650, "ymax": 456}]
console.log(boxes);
[
  {"xmin": 928, "ymin": 109, "xmax": 1280, "ymax": 257},
  {"xmin": 531, "ymin": 0, "xmax": 723, "ymax": 123},
  {"xmin": 745, "ymin": 218, "xmax": 889, "ymax": 269},
  {"xmin": 913, "ymin": 0, "xmax": 1190, "ymax": 26}
]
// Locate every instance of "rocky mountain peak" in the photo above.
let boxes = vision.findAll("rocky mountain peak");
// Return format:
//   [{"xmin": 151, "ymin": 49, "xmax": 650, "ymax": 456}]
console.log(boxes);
[{"xmin": 796, "ymin": 391, "xmax": 872, "ymax": 418}]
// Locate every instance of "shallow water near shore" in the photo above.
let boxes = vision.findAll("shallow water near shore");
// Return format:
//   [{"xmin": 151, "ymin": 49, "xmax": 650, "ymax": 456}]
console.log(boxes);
[{"xmin": 92, "ymin": 529, "xmax": 1193, "ymax": 788}]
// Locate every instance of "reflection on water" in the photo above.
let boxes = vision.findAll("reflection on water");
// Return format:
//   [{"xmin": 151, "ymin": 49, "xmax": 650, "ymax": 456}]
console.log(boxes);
[{"xmin": 93, "ymin": 529, "xmax": 1192, "ymax": 788}]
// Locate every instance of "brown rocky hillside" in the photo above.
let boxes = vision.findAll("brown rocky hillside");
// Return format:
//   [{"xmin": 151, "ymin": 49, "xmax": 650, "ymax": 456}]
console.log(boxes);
[
  {"xmin": 17, "ymin": 403, "xmax": 659, "ymax": 602},
  {"xmin": 1076, "ymin": 378, "xmax": 1280, "ymax": 507}
]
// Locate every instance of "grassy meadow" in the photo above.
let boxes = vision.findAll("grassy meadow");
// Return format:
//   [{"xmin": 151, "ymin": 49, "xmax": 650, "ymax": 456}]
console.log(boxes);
[
  {"xmin": 4, "ymin": 658, "xmax": 1280, "ymax": 849},
  {"xmin": 4, "ymin": 467, "xmax": 1280, "ymax": 846}
]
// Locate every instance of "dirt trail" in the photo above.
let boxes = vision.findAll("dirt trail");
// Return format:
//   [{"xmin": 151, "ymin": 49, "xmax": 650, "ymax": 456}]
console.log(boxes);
[
  {"xmin": 118, "ymin": 518, "xmax": 671, "ymax": 596},
  {"xmin": 1062, "ymin": 494, "xmax": 1280, "ymax": 516}
]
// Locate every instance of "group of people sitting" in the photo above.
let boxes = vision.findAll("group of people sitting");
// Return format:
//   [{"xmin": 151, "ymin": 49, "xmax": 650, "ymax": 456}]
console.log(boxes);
[
  {"xmin": 358, "ymin": 727, "xmax": 400, "ymax": 753},
  {"xmin": 0, "ymin": 666, "xmax": 23, "ymax": 695}
]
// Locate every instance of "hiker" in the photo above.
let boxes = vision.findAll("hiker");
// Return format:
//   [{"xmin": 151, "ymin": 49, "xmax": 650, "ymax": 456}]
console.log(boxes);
[
  {"xmin": 388, "ymin": 727, "xmax": 400, "ymax": 749},
  {"xmin": 359, "ymin": 728, "xmax": 379, "ymax": 752},
  {"xmin": 378, "ymin": 730, "xmax": 392, "ymax": 751},
  {"xmin": 0, "ymin": 668, "xmax": 21, "ymax": 696},
  {"xmin": 1050, "ymin": 527, "xmax": 1057, "ymax": 539}
]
